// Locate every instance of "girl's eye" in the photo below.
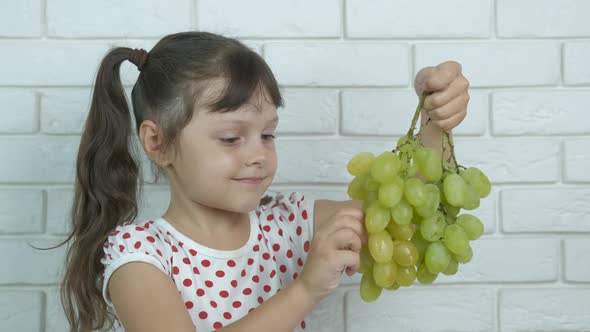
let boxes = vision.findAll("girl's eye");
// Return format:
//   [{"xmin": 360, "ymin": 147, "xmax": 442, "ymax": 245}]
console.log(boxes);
[
  {"xmin": 220, "ymin": 137, "xmax": 239, "ymax": 144},
  {"xmin": 262, "ymin": 134, "xmax": 276, "ymax": 140}
]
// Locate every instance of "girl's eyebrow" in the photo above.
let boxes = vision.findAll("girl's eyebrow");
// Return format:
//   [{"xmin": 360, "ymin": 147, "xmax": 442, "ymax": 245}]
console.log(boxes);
[{"xmin": 221, "ymin": 116, "xmax": 279, "ymax": 125}]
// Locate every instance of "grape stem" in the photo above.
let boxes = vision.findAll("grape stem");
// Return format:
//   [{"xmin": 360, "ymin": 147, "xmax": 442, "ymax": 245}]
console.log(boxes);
[{"xmin": 442, "ymin": 131, "xmax": 465, "ymax": 174}]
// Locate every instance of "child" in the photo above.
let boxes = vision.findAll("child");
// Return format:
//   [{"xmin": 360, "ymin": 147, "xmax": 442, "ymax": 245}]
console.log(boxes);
[{"xmin": 59, "ymin": 31, "xmax": 469, "ymax": 332}]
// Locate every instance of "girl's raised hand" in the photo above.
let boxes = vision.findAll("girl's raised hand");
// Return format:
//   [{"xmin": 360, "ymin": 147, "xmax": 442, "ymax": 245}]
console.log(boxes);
[
  {"xmin": 414, "ymin": 61, "xmax": 470, "ymax": 132},
  {"xmin": 297, "ymin": 207, "xmax": 366, "ymax": 303}
]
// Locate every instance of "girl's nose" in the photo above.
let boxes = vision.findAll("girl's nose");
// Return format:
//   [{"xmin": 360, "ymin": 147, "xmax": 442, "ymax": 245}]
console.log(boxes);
[{"xmin": 245, "ymin": 140, "xmax": 267, "ymax": 167}]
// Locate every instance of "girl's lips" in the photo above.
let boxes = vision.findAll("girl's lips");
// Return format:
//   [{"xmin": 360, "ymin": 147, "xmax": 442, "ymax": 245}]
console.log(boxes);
[{"xmin": 235, "ymin": 177, "xmax": 264, "ymax": 184}]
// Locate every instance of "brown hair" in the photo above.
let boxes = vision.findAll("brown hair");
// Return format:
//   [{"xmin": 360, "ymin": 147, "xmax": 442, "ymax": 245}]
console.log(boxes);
[{"xmin": 53, "ymin": 31, "xmax": 282, "ymax": 331}]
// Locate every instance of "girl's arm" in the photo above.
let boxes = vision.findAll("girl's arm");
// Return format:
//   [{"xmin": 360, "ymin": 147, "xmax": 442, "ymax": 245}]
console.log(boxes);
[{"xmin": 109, "ymin": 260, "xmax": 319, "ymax": 332}]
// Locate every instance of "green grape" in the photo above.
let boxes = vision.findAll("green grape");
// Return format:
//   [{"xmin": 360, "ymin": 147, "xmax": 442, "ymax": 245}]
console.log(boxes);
[
  {"xmin": 362, "ymin": 174, "xmax": 380, "ymax": 192},
  {"xmin": 365, "ymin": 201, "xmax": 391, "ymax": 234},
  {"xmin": 442, "ymin": 259, "xmax": 459, "ymax": 276},
  {"xmin": 368, "ymin": 230, "xmax": 394, "ymax": 263},
  {"xmin": 385, "ymin": 282, "xmax": 401, "ymax": 291},
  {"xmin": 392, "ymin": 241, "xmax": 419, "ymax": 267},
  {"xmin": 371, "ymin": 152, "xmax": 401, "ymax": 183},
  {"xmin": 387, "ymin": 222, "xmax": 415, "ymax": 241},
  {"xmin": 359, "ymin": 244, "xmax": 374, "ymax": 274},
  {"xmin": 415, "ymin": 147, "xmax": 442, "ymax": 182},
  {"xmin": 414, "ymin": 147, "xmax": 429, "ymax": 163},
  {"xmin": 420, "ymin": 211, "xmax": 446, "ymax": 242},
  {"xmin": 443, "ymin": 203, "xmax": 460, "ymax": 218},
  {"xmin": 461, "ymin": 167, "xmax": 491, "ymax": 198},
  {"xmin": 442, "ymin": 224, "xmax": 470, "ymax": 255},
  {"xmin": 415, "ymin": 184, "xmax": 440, "ymax": 218},
  {"xmin": 404, "ymin": 177, "xmax": 426, "ymax": 207},
  {"xmin": 391, "ymin": 198, "xmax": 413, "ymax": 225},
  {"xmin": 373, "ymin": 260, "xmax": 398, "ymax": 288},
  {"xmin": 425, "ymin": 241, "xmax": 451, "ymax": 274},
  {"xmin": 455, "ymin": 214, "xmax": 484, "ymax": 240},
  {"xmin": 411, "ymin": 230, "xmax": 429, "ymax": 264},
  {"xmin": 347, "ymin": 152, "xmax": 375, "ymax": 176},
  {"xmin": 362, "ymin": 190, "xmax": 378, "ymax": 212},
  {"xmin": 396, "ymin": 265, "xmax": 416, "ymax": 286},
  {"xmin": 347, "ymin": 176, "xmax": 367, "ymax": 200},
  {"xmin": 443, "ymin": 173, "xmax": 467, "ymax": 207},
  {"xmin": 416, "ymin": 261, "xmax": 438, "ymax": 284},
  {"xmin": 453, "ymin": 244, "xmax": 473, "ymax": 264},
  {"xmin": 378, "ymin": 179, "xmax": 403, "ymax": 208},
  {"xmin": 360, "ymin": 270, "xmax": 382, "ymax": 302},
  {"xmin": 462, "ymin": 184, "xmax": 480, "ymax": 210}
]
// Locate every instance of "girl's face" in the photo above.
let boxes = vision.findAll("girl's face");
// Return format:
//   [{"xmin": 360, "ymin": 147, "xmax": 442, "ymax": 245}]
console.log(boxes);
[{"xmin": 169, "ymin": 82, "xmax": 279, "ymax": 213}]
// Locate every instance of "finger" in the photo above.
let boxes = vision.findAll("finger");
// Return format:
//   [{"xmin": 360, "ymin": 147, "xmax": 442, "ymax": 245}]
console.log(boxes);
[
  {"xmin": 433, "ymin": 109, "xmax": 467, "ymax": 132},
  {"xmin": 423, "ymin": 75, "xmax": 469, "ymax": 112},
  {"xmin": 414, "ymin": 66, "xmax": 435, "ymax": 96},
  {"xmin": 332, "ymin": 207, "xmax": 364, "ymax": 220},
  {"xmin": 423, "ymin": 61, "xmax": 461, "ymax": 93},
  {"xmin": 335, "ymin": 250, "xmax": 360, "ymax": 274},
  {"xmin": 323, "ymin": 215, "xmax": 364, "ymax": 243},
  {"xmin": 427, "ymin": 92, "xmax": 470, "ymax": 122},
  {"xmin": 328, "ymin": 227, "xmax": 363, "ymax": 253}
]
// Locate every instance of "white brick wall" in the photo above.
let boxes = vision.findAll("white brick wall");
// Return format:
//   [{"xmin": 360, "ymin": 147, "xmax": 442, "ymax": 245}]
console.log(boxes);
[{"xmin": 1, "ymin": 1, "xmax": 588, "ymax": 331}]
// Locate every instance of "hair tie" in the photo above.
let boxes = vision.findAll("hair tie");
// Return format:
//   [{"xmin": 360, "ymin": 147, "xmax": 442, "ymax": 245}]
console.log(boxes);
[{"xmin": 128, "ymin": 48, "xmax": 148, "ymax": 71}]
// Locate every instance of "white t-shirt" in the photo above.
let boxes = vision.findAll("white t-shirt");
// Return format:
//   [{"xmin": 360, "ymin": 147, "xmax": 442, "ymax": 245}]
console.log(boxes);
[{"xmin": 101, "ymin": 191, "xmax": 315, "ymax": 331}]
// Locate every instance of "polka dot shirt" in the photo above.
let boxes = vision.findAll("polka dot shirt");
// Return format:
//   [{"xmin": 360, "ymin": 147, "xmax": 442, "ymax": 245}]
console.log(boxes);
[{"xmin": 101, "ymin": 191, "xmax": 314, "ymax": 331}]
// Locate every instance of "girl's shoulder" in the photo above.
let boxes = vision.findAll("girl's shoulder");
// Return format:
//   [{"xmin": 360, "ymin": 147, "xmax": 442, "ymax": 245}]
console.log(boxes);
[{"xmin": 101, "ymin": 218, "xmax": 176, "ymax": 263}]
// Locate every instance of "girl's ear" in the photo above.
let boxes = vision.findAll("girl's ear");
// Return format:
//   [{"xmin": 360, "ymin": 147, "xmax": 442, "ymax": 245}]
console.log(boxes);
[{"xmin": 139, "ymin": 119, "xmax": 175, "ymax": 167}]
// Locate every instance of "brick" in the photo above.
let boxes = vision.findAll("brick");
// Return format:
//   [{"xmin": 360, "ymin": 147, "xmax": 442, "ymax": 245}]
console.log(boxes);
[
  {"xmin": 492, "ymin": 90, "xmax": 590, "ymax": 135},
  {"xmin": 564, "ymin": 238, "xmax": 590, "ymax": 282},
  {"xmin": 0, "ymin": 189, "xmax": 44, "ymax": 234},
  {"xmin": 265, "ymin": 43, "xmax": 409, "ymax": 86},
  {"xmin": 500, "ymin": 288, "xmax": 590, "ymax": 331},
  {"xmin": 341, "ymin": 89, "xmax": 487, "ymax": 136},
  {"xmin": 0, "ymin": 137, "xmax": 78, "ymax": 183},
  {"xmin": 198, "ymin": 0, "xmax": 340, "ymax": 38},
  {"xmin": 277, "ymin": 89, "xmax": 339, "ymax": 135},
  {"xmin": 0, "ymin": 0, "xmax": 41, "ymax": 37},
  {"xmin": 41, "ymin": 89, "xmax": 91, "ymax": 134},
  {"xmin": 0, "ymin": 239, "xmax": 65, "ymax": 284},
  {"xmin": 453, "ymin": 138, "xmax": 559, "ymax": 183},
  {"xmin": 0, "ymin": 291, "xmax": 42, "ymax": 331},
  {"xmin": 275, "ymin": 139, "xmax": 393, "ymax": 183},
  {"xmin": 0, "ymin": 90, "xmax": 37, "ymax": 133},
  {"xmin": 46, "ymin": 188, "xmax": 73, "ymax": 235},
  {"xmin": 438, "ymin": 238, "xmax": 558, "ymax": 283},
  {"xmin": 47, "ymin": 0, "xmax": 192, "ymax": 37},
  {"xmin": 564, "ymin": 42, "xmax": 590, "ymax": 85},
  {"xmin": 564, "ymin": 139, "xmax": 590, "ymax": 182},
  {"xmin": 0, "ymin": 41, "xmax": 109, "ymax": 86},
  {"xmin": 415, "ymin": 43, "xmax": 560, "ymax": 87},
  {"xmin": 502, "ymin": 188, "xmax": 590, "ymax": 232},
  {"xmin": 347, "ymin": 0, "xmax": 490, "ymax": 38},
  {"xmin": 346, "ymin": 288, "xmax": 495, "ymax": 331},
  {"xmin": 45, "ymin": 289, "xmax": 69, "ymax": 332},
  {"xmin": 498, "ymin": 0, "xmax": 590, "ymax": 37}
]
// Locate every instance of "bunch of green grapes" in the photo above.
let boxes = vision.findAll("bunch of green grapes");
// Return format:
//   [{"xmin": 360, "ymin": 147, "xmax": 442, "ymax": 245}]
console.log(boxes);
[{"xmin": 347, "ymin": 97, "xmax": 491, "ymax": 303}]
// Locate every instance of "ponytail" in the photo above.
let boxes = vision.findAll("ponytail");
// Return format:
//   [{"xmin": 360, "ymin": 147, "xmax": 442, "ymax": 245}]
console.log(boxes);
[{"xmin": 60, "ymin": 47, "xmax": 142, "ymax": 331}]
